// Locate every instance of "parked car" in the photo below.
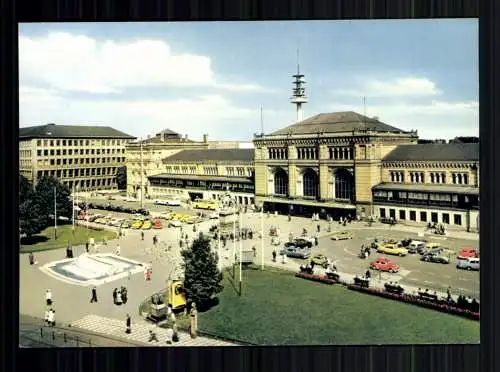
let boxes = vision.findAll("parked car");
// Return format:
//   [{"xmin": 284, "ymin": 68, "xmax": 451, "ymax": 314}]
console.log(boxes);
[
  {"xmin": 279, "ymin": 246, "xmax": 311, "ymax": 259},
  {"xmin": 456, "ymin": 257, "xmax": 480, "ymax": 271},
  {"xmin": 458, "ymin": 247, "xmax": 479, "ymax": 260},
  {"xmin": 379, "ymin": 217, "xmax": 396, "ymax": 225},
  {"xmin": 331, "ymin": 231, "xmax": 353, "ymax": 241},
  {"xmin": 131, "ymin": 220, "xmax": 143, "ymax": 229},
  {"xmin": 137, "ymin": 208, "xmax": 149, "ymax": 216},
  {"xmin": 310, "ymin": 254, "xmax": 329, "ymax": 268},
  {"xmin": 399, "ymin": 238, "xmax": 412, "ymax": 247},
  {"xmin": 120, "ymin": 221, "xmax": 131, "ymax": 229},
  {"xmin": 169, "ymin": 220, "xmax": 182, "ymax": 228},
  {"xmin": 141, "ymin": 220, "xmax": 152, "ymax": 230},
  {"xmin": 377, "ymin": 243, "xmax": 408, "ymax": 257},
  {"xmin": 290, "ymin": 238, "xmax": 313, "ymax": 248},
  {"xmin": 407, "ymin": 240, "xmax": 427, "ymax": 254},
  {"xmin": 208, "ymin": 212, "xmax": 219, "ymax": 219},
  {"xmin": 153, "ymin": 219, "xmax": 163, "ymax": 229},
  {"xmin": 421, "ymin": 252, "xmax": 450, "ymax": 264},
  {"xmin": 369, "ymin": 257, "xmax": 400, "ymax": 273}
]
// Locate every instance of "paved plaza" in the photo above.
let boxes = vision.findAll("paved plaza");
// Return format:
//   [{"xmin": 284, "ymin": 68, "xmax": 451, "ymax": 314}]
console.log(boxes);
[{"xmin": 20, "ymin": 202, "xmax": 480, "ymax": 346}]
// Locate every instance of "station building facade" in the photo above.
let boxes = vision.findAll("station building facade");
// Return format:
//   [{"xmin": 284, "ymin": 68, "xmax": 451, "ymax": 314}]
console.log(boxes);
[
  {"xmin": 19, "ymin": 123, "xmax": 135, "ymax": 190},
  {"xmin": 252, "ymin": 111, "xmax": 419, "ymax": 219},
  {"xmin": 147, "ymin": 149, "xmax": 256, "ymax": 205}
]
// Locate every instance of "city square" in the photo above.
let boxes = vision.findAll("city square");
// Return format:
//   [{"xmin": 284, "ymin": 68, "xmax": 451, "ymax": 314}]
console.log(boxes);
[{"xmin": 19, "ymin": 20, "xmax": 479, "ymax": 346}]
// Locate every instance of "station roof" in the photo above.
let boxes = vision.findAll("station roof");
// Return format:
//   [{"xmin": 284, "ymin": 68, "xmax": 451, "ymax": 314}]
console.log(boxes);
[
  {"xmin": 269, "ymin": 111, "xmax": 410, "ymax": 136},
  {"xmin": 19, "ymin": 123, "xmax": 135, "ymax": 139},
  {"xmin": 373, "ymin": 183, "xmax": 479, "ymax": 195},
  {"xmin": 163, "ymin": 149, "xmax": 254, "ymax": 162},
  {"xmin": 383, "ymin": 143, "xmax": 479, "ymax": 162},
  {"xmin": 147, "ymin": 174, "xmax": 253, "ymax": 184}
]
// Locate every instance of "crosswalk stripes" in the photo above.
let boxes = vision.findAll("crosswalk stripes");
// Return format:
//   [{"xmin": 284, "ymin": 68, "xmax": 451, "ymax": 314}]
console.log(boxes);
[{"xmin": 70, "ymin": 314, "xmax": 236, "ymax": 347}]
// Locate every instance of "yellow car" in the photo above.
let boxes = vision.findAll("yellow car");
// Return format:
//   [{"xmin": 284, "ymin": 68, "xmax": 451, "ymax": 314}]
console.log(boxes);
[
  {"xmin": 141, "ymin": 220, "xmax": 152, "ymax": 230},
  {"xmin": 377, "ymin": 243, "xmax": 409, "ymax": 256},
  {"xmin": 331, "ymin": 231, "xmax": 353, "ymax": 240},
  {"xmin": 426, "ymin": 242, "xmax": 440, "ymax": 250},
  {"xmin": 131, "ymin": 220, "xmax": 143, "ymax": 229}
]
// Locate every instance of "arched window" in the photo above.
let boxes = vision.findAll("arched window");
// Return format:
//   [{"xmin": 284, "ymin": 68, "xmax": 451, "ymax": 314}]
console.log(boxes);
[
  {"xmin": 452, "ymin": 174, "xmax": 457, "ymax": 184},
  {"xmin": 302, "ymin": 169, "xmax": 319, "ymax": 198},
  {"xmin": 463, "ymin": 173, "xmax": 469, "ymax": 184},
  {"xmin": 430, "ymin": 173, "xmax": 435, "ymax": 183},
  {"xmin": 274, "ymin": 168, "xmax": 288, "ymax": 196},
  {"xmin": 390, "ymin": 172, "xmax": 395, "ymax": 182},
  {"xmin": 457, "ymin": 173, "xmax": 462, "ymax": 184},
  {"xmin": 335, "ymin": 168, "xmax": 355, "ymax": 201}
]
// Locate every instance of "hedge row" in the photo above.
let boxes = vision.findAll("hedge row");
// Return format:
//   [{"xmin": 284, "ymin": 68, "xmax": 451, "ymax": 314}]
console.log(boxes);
[
  {"xmin": 347, "ymin": 284, "xmax": 480, "ymax": 321},
  {"xmin": 295, "ymin": 272, "xmax": 339, "ymax": 285}
]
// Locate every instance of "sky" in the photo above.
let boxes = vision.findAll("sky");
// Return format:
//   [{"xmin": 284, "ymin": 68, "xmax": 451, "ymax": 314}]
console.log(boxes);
[{"xmin": 18, "ymin": 20, "xmax": 478, "ymax": 141}]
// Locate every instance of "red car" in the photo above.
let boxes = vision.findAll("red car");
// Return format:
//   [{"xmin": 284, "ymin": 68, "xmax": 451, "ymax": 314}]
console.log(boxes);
[
  {"xmin": 153, "ymin": 219, "xmax": 163, "ymax": 229},
  {"xmin": 458, "ymin": 247, "xmax": 479, "ymax": 260},
  {"xmin": 370, "ymin": 257, "xmax": 400, "ymax": 273}
]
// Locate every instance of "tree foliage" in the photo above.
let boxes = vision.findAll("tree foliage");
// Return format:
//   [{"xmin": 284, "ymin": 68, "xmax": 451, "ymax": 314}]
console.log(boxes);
[
  {"xmin": 116, "ymin": 166, "xmax": 127, "ymax": 190},
  {"xmin": 181, "ymin": 234, "xmax": 223, "ymax": 308},
  {"xmin": 20, "ymin": 198, "xmax": 47, "ymax": 237},
  {"xmin": 34, "ymin": 176, "xmax": 73, "ymax": 220},
  {"xmin": 20, "ymin": 175, "xmax": 34, "ymax": 204}
]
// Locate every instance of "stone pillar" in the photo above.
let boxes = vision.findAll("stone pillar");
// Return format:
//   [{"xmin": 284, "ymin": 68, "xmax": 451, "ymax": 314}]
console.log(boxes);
[
  {"xmin": 319, "ymin": 165, "xmax": 329, "ymax": 200},
  {"xmin": 287, "ymin": 145, "xmax": 297, "ymax": 197}
]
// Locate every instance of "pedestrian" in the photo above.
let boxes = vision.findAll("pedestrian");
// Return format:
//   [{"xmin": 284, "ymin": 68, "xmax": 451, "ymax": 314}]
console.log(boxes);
[
  {"xmin": 113, "ymin": 288, "xmax": 117, "ymax": 304},
  {"xmin": 85, "ymin": 242, "xmax": 89, "ymax": 253},
  {"xmin": 365, "ymin": 270, "xmax": 371, "ymax": 280},
  {"xmin": 314, "ymin": 237, "xmax": 318, "ymax": 246},
  {"xmin": 252, "ymin": 246, "xmax": 257, "ymax": 257},
  {"xmin": 141, "ymin": 231, "xmax": 144, "ymax": 240},
  {"xmin": 29, "ymin": 252, "xmax": 34, "ymax": 265},
  {"xmin": 44, "ymin": 308, "xmax": 50, "ymax": 326},
  {"xmin": 288, "ymin": 214, "xmax": 291, "ymax": 222},
  {"xmin": 272, "ymin": 250, "xmax": 277, "ymax": 262},
  {"xmin": 49, "ymin": 309, "xmax": 56, "ymax": 327},
  {"xmin": 69, "ymin": 246, "xmax": 74, "ymax": 258},
  {"xmin": 90, "ymin": 286, "xmax": 98, "ymax": 303},
  {"xmin": 310, "ymin": 260, "xmax": 315, "ymax": 269},
  {"xmin": 165, "ymin": 327, "xmax": 174, "ymax": 344},
  {"xmin": 125, "ymin": 314, "xmax": 131, "ymax": 334},
  {"xmin": 317, "ymin": 224, "xmax": 320, "ymax": 233},
  {"xmin": 45, "ymin": 289, "xmax": 53, "ymax": 306},
  {"xmin": 115, "ymin": 245, "xmax": 121, "ymax": 256},
  {"xmin": 66, "ymin": 246, "xmax": 70, "ymax": 259},
  {"xmin": 148, "ymin": 323, "xmax": 159, "ymax": 342},
  {"xmin": 116, "ymin": 290, "xmax": 123, "ymax": 305},
  {"xmin": 121, "ymin": 286, "xmax": 128, "ymax": 304},
  {"xmin": 446, "ymin": 286, "xmax": 453, "ymax": 302}
]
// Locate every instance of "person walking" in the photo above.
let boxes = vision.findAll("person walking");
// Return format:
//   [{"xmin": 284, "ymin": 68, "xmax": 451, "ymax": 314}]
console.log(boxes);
[
  {"xmin": 48, "ymin": 309, "xmax": 55, "ymax": 327},
  {"xmin": 272, "ymin": 250, "xmax": 277, "ymax": 262},
  {"xmin": 29, "ymin": 252, "xmax": 35, "ymax": 265},
  {"xmin": 45, "ymin": 289, "xmax": 53, "ymax": 306},
  {"xmin": 125, "ymin": 314, "xmax": 131, "ymax": 334},
  {"xmin": 85, "ymin": 242, "xmax": 89, "ymax": 253},
  {"xmin": 44, "ymin": 308, "xmax": 50, "ymax": 326},
  {"xmin": 141, "ymin": 231, "xmax": 144, "ymax": 240},
  {"xmin": 317, "ymin": 224, "xmax": 320, "ymax": 233},
  {"xmin": 252, "ymin": 246, "xmax": 257, "ymax": 257},
  {"xmin": 90, "ymin": 286, "xmax": 98, "ymax": 303}
]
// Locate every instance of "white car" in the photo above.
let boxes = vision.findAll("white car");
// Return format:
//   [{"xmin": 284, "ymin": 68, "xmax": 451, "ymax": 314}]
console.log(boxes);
[
  {"xmin": 296, "ymin": 236, "xmax": 315, "ymax": 245},
  {"xmin": 456, "ymin": 257, "xmax": 480, "ymax": 271},
  {"xmin": 169, "ymin": 220, "xmax": 182, "ymax": 228},
  {"xmin": 166, "ymin": 199, "xmax": 181, "ymax": 206},
  {"xmin": 208, "ymin": 212, "xmax": 219, "ymax": 219}
]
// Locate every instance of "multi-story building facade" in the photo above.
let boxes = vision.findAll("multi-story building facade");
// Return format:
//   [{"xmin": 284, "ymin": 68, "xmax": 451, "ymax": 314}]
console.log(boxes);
[
  {"xmin": 19, "ymin": 123, "xmax": 135, "ymax": 190},
  {"xmin": 147, "ymin": 149, "xmax": 255, "ymax": 205},
  {"xmin": 126, "ymin": 129, "xmax": 253, "ymax": 198},
  {"xmin": 252, "ymin": 111, "xmax": 418, "ymax": 219},
  {"xmin": 373, "ymin": 142, "xmax": 479, "ymax": 232}
]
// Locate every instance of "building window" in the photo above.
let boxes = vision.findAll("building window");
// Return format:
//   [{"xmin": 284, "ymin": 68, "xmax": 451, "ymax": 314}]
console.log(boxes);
[
  {"xmin": 335, "ymin": 168, "xmax": 354, "ymax": 201},
  {"xmin": 399, "ymin": 210, "xmax": 406, "ymax": 220},
  {"xmin": 463, "ymin": 174, "xmax": 469, "ymax": 185},
  {"xmin": 380, "ymin": 208, "xmax": 386, "ymax": 218},
  {"xmin": 274, "ymin": 168, "xmax": 288, "ymax": 196},
  {"xmin": 409, "ymin": 210, "xmax": 416, "ymax": 221},
  {"xmin": 454, "ymin": 214, "xmax": 462, "ymax": 226},
  {"xmin": 442, "ymin": 213, "xmax": 450, "ymax": 224},
  {"xmin": 56, "ymin": 140, "xmax": 60, "ymax": 146},
  {"xmin": 431, "ymin": 212, "xmax": 438, "ymax": 223},
  {"xmin": 303, "ymin": 168, "xmax": 319, "ymax": 198},
  {"xmin": 389, "ymin": 209, "xmax": 396, "ymax": 219},
  {"xmin": 420, "ymin": 211, "xmax": 427, "ymax": 222},
  {"xmin": 37, "ymin": 150, "xmax": 42, "ymax": 156}
]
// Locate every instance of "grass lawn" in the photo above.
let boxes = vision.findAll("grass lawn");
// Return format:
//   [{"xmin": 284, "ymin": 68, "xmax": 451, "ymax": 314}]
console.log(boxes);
[
  {"xmin": 20, "ymin": 225, "xmax": 117, "ymax": 253},
  {"xmin": 197, "ymin": 266, "xmax": 480, "ymax": 345}
]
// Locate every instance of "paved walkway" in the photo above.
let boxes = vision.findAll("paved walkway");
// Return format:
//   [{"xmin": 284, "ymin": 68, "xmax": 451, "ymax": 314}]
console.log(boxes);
[{"xmin": 70, "ymin": 314, "xmax": 236, "ymax": 346}]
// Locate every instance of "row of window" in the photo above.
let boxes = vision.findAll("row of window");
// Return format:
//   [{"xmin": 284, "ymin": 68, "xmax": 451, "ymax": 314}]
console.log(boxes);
[
  {"xmin": 37, "ymin": 167, "xmax": 117, "ymax": 179},
  {"xmin": 203, "ymin": 167, "xmax": 218, "ymax": 175},
  {"xmin": 163, "ymin": 165, "xmax": 253, "ymax": 177},
  {"xmin": 39, "ymin": 157, "xmax": 125, "ymax": 167},
  {"xmin": 63, "ymin": 178, "xmax": 116, "ymax": 189},
  {"xmin": 268, "ymin": 146, "xmax": 355, "ymax": 161},
  {"xmin": 379, "ymin": 208, "xmax": 463, "ymax": 226},
  {"xmin": 389, "ymin": 170, "xmax": 470, "ymax": 185},
  {"xmin": 269, "ymin": 148, "xmax": 288, "ymax": 160},
  {"xmin": 373, "ymin": 190, "xmax": 478, "ymax": 209},
  {"xmin": 20, "ymin": 150, "xmax": 31, "ymax": 158},
  {"xmin": 36, "ymin": 139, "xmax": 128, "ymax": 147},
  {"xmin": 37, "ymin": 148, "xmax": 125, "ymax": 157}
]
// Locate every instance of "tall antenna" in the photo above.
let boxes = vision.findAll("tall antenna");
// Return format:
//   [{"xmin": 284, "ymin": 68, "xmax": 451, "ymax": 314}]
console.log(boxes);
[
  {"xmin": 291, "ymin": 47, "xmax": 308, "ymax": 123},
  {"xmin": 260, "ymin": 105, "xmax": 264, "ymax": 135},
  {"xmin": 363, "ymin": 96, "xmax": 367, "ymax": 130}
]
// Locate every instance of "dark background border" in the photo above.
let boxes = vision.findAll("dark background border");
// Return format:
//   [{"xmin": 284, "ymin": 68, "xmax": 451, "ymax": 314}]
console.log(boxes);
[{"xmin": 1, "ymin": 1, "xmax": 493, "ymax": 371}]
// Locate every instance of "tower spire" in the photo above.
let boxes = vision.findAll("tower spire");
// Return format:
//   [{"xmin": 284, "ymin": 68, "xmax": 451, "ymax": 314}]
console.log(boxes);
[{"xmin": 291, "ymin": 48, "xmax": 308, "ymax": 123}]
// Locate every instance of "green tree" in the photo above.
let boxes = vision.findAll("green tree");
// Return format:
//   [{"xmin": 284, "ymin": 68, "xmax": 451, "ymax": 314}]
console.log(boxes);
[
  {"xmin": 116, "ymin": 166, "xmax": 127, "ymax": 190},
  {"xmin": 19, "ymin": 174, "xmax": 34, "ymax": 204},
  {"xmin": 34, "ymin": 176, "xmax": 73, "ymax": 221},
  {"xmin": 181, "ymin": 234, "xmax": 223, "ymax": 309},
  {"xmin": 20, "ymin": 198, "xmax": 47, "ymax": 237}
]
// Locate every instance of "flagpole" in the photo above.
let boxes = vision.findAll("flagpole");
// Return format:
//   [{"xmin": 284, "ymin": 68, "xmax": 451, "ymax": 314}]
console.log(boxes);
[
  {"xmin": 239, "ymin": 210, "xmax": 243, "ymax": 296},
  {"xmin": 54, "ymin": 187, "xmax": 57, "ymax": 240},
  {"xmin": 261, "ymin": 210, "xmax": 264, "ymax": 270},
  {"xmin": 85, "ymin": 187, "xmax": 89, "ymax": 230},
  {"xmin": 218, "ymin": 209, "xmax": 222, "ymax": 272},
  {"xmin": 72, "ymin": 185, "xmax": 75, "ymax": 232}
]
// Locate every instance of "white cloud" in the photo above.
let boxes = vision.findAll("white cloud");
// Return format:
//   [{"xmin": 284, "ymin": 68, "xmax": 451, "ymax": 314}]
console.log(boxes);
[
  {"xmin": 329, "ymin": 100, "xmax": 478, "ymax": 139},
  {"xmin": 334, "ymin": 77, "xmax": 442, "ymax": 97},
  {"xmin": 19, "ymin": 31, "xmax": 268, "ymax": 93},
  {"xmin": 19, "ymin": 86, "xmax": 261, "ymax": 139}
]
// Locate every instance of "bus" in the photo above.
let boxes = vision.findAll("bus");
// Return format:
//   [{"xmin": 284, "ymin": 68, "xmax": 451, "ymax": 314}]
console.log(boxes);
[{"xmin": 192, "ymin": 199, "xmax": 219, "ymax": 210}]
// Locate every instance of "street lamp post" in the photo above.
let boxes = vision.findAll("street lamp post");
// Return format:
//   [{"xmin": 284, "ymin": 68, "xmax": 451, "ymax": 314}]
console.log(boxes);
[
  {"xmin": 140, "ymin": 138, "xmax": 144, "ymax": 209},
  {"xmin": 260, "ymin": 209, "xmax": 264, "ymax": 270},
  {"xmin": 239, "ymin": 209, "xmax": 243, "ymax": 296},
  {"xmin": 53, "ymin": 187, "xmax": 57, "ymax": 240}
]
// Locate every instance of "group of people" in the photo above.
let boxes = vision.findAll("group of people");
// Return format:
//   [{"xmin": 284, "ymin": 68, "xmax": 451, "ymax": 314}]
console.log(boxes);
[
  {"xmin": 359, "ymin": 244, "xmax": 372, "ymax": 259},
  {"xmin": 44, "ymin": 289, "xmax": 56, "ymax": 327},
  {"xmin": 65, "ymin": 245, "xmax": 74, "ymax": 259},
  {"xmin": 113, "ymin": 286, "xmax": 128, "ymax": 305}
]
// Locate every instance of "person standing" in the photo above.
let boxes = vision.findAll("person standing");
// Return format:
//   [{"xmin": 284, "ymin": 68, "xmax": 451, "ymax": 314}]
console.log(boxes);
[
  {"xmin": 90, "ymin": 286, "xmax": 98, "ymax": 303},
  {"xmin": 141, "ymin": 231, "xmax": 144, "ymax": 240},
  {"xmin": 85, "ymin": 242, "xmax": 89, "ymax": 253},
  {"xmin": 48, "ymin": 309, "xmax": 55, "ymax": 327},
  {"xmin": 44, "ymin": 308, "xmax": 50, "ymax": 326},
  {"xmin": 125, "ymin": 314, "xmax": 131, "ymax": 334},
  {"xmin": 45, "ymin": 290, "xmax": 53, "ymax": 306},
  {"xmin": 148, "ymin": 323, "xmax": 159, "ymax": 342},
  {"xmin": 113, "ymin": 288, "xmax": 118, "ymax": 305},
  {"xmin": 29, "ymin": 252, "xmax": 34, "ymax": 265}
]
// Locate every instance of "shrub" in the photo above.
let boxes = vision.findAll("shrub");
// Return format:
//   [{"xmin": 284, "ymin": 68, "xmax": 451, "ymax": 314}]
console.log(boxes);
[
  {"xmin": 347, "ymin": 284, "xmax": 479, "ymax": 321},
  {"xmin": 295, "ymin": 272, "xmax": 337, "ymax": 285}
]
